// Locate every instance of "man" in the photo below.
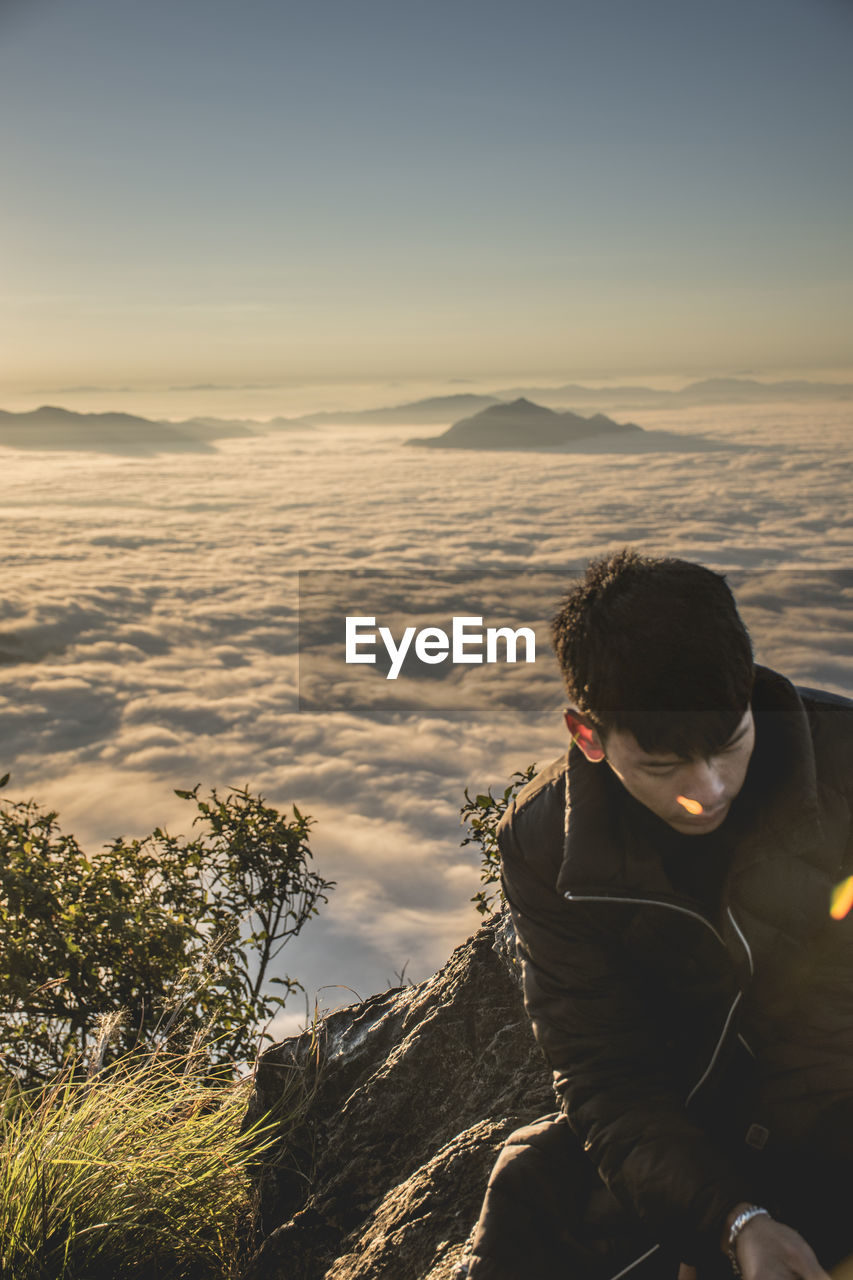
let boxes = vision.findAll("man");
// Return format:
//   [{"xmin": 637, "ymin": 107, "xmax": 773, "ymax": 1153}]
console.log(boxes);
[{"xmin": 465, "ymin": 551, "xmax": 853, "ymax": 1280}]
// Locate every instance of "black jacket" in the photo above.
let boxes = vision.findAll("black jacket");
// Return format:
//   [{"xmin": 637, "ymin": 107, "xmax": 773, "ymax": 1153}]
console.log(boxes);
[{"xmin": 498, "ymin": 667, "xmax": 853, "ymax": 1255}]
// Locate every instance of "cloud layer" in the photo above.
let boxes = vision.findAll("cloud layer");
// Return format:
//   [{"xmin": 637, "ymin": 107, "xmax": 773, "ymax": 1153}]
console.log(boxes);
[{"xmin": 1, "ymin": 402, "xmax": 851, "ymax": 1032}]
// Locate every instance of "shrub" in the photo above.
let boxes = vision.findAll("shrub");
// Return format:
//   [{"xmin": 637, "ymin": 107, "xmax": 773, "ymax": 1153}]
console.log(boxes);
[
  {"xmin": 0, "ymin": 777, "xmax": 333, "ymax": 1082},
  {"xmin": 460, "ymin": 764, "xmax": 538, "ymax": 915}
]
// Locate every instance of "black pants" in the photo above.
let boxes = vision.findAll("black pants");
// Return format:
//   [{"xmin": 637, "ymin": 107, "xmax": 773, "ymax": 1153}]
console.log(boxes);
[{"xmin": 466, "ymin": 1113, "xmax": 853, "ymax": 1280}]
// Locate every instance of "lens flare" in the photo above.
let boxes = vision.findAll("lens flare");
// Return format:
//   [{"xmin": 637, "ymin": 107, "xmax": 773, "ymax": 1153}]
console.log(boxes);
[
  {"xmin": 676, "ymin": 795, "xmax": 704, "ymax": 816},
  {"xmin": 830, "ymin": 875, "xmax": 853, "ymax": 921}
]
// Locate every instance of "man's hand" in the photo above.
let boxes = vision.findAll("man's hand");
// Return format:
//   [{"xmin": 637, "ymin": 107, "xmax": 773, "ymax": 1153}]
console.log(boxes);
[{"xmin": 732, "ymin": 1214, "xmax": 830, "ymax": 1280}]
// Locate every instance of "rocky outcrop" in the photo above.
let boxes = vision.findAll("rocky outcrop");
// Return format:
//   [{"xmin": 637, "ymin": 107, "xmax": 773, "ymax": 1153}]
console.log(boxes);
[{"xmin": 244, "ymin": 912, "xmax": 555, "ymax": 1280}]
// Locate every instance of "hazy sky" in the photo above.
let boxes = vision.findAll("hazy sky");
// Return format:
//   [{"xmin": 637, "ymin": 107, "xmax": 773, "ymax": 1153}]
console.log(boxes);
[{"xmin": 2, "ymin": 0, "xmax": 852, "ymax": 407}]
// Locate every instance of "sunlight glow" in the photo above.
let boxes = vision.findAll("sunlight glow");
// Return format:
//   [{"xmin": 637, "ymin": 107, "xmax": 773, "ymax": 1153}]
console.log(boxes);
[{"xmin": 830, "ymin": 876, "xmax": 853, "ymax": 921}]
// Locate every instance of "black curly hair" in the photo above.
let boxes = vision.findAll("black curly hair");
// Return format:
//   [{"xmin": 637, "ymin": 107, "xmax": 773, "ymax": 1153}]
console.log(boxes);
[{"xmin": 551, "ymin": 549, "xmax": 754, "ymax": 758}]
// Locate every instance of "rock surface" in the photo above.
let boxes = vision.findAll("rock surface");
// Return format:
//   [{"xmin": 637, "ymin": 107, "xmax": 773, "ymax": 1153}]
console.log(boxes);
[{"xmin": 244, "ymin": 911, "xmax": 555, "ymax": 1280}]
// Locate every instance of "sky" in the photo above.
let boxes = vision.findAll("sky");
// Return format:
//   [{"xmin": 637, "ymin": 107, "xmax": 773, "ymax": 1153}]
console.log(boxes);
[{"xmin": 2, "ymin": 0, "xmax": 853, "ymax": 413}]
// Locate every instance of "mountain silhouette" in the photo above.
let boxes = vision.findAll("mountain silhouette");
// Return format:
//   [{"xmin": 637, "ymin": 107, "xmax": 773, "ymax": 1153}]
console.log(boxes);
[
  {"xmin": 0, "ymin": 406, "xmax": 258, "ymax": 456},
  {"xmin": 406, "ymin": 398, "xmax": 641, "ymax": 450},
  {"xmin": 297, "ymin": 394, "xmax": 500, "ymax": 426},
  {"xmin": 499, "ymin": 376, "xmax": 853, "ymax": 411}
]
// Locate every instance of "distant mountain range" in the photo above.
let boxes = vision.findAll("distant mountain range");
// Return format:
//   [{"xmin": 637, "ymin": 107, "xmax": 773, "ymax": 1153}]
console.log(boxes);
[
  {"xmin": 498, "ymin": 376, "xmax": 853, "ymax": 411},
  {"xmin": 0, "ymin": 406, "xmax": 303, "ymax": 456},
  {"xmin": 292, "ymin": 377, "xmax": 853, "ymax": 425},
  {"xmin": 288, "ymin": 377, "xmax": 853, "ymax": 426},
  {"xmin": 295, "ymin": 393, "xmax": 501, "ymax": 426},
  {"xmin": 1, "ymin": 377, "xmax": 849, "ymax": 456},
  {"xmin": 407, "ymin": 398, "xmax": 641, "ymax": 450}
]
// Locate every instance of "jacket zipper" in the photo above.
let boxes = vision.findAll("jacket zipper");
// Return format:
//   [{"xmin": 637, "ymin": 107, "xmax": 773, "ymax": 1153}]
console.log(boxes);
[
  {"xmin": 726, "ymin": 904, "xmax": 754, "ymax": 976},
  {"xmin": 562, "ymin": 889, "xmax": 754, "ymax": 1101},
  {"xmin": 562, "ymin": 890, "xmax": 726, "ymax": 945}
]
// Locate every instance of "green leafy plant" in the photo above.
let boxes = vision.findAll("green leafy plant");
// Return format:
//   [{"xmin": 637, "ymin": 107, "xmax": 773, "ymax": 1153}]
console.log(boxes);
[
  {"xmin": 0, "ymin": 1031, "xmax": 310, "ymax": 1280},
  {"xmin": 460, "ymin": 764, "xmax": 538, "ymax": 915},
  {"xmin": 0, "ymin": 776, "xmax": 333, "ymax": 1082}
]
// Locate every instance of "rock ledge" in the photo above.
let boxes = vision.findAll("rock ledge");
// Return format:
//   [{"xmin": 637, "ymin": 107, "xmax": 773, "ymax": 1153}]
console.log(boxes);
[{"xmin": 244, "ymin": 912, "xmax": 554, "ymax": 1280}]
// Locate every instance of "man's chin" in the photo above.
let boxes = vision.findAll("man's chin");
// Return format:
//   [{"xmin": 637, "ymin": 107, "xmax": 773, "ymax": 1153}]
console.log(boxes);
[{"xmin": 666, "ymin": 805, "xmax": 730, "ymax": 835}]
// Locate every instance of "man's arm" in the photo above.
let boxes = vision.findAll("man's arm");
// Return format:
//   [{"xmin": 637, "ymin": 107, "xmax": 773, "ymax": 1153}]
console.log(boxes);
[
  {"xmin": 501, "ymin": 795, "xmax": 840, "ymax": 1276},
  {"xmin": 722, "ymin": 1204, "xmax": 830, "ymax": 1280},
  {"xmin": 498, "ymin": 798, "xmax": 756, "ymax": 1258}
]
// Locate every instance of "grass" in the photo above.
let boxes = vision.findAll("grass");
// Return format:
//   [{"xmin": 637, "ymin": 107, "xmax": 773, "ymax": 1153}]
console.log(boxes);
[{"xmin": 0, "ymin": 1029, "xmax": 298, "ymax": 1280}]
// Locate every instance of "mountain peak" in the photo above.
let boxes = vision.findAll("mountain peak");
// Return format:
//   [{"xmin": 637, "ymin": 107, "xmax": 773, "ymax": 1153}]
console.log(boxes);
[
  {"xmin": 489, "ymin": 397, "xmax": 556, "ymax": 416},
  {"xmin": 407, "ymin": 398, "xmax": 640, "ymax": 451}
]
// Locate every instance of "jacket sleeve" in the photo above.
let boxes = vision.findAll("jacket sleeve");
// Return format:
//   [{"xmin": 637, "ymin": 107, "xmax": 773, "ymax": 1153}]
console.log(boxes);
[{"xmin": 498, "ymin": 797, "xmax": 754, "ymax": 1255}]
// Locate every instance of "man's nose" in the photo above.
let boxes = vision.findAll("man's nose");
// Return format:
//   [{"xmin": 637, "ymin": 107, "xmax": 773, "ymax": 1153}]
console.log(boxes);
[{"xmin": 678, "ymin": 760, "xmax": 727, "ymax": 811}]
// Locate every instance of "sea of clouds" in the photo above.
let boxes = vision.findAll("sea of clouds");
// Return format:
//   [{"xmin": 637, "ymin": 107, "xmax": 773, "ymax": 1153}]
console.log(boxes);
[{"xmin": 1, "ymin": 400, "xmax": 851, "ymax": 1034}]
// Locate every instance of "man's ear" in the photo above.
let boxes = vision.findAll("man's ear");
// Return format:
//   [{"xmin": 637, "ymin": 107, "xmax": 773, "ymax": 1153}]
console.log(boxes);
[{"xmin": 564, "ymin": 709, "xmax": 606, "ymax": 763}]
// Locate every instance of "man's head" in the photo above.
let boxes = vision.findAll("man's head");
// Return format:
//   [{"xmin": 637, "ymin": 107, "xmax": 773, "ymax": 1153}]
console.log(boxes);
[{"xmin": 552, "ymin": 549, "xmax": 755, "ymax": 834}]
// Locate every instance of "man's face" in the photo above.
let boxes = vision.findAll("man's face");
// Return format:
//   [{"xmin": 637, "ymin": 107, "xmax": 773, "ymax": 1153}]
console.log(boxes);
[{"xmin": 600, "ymin": 708, "xmax": 755, "ymax": 835}]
